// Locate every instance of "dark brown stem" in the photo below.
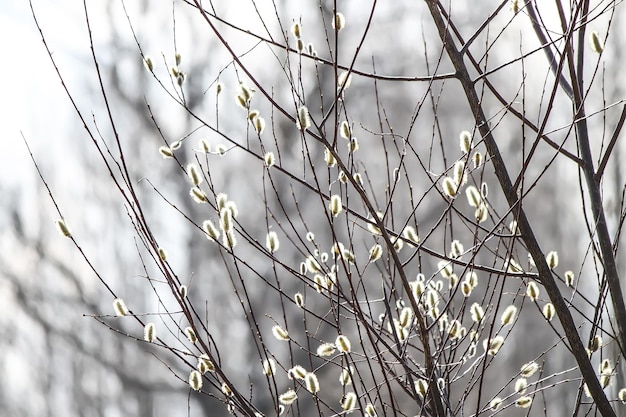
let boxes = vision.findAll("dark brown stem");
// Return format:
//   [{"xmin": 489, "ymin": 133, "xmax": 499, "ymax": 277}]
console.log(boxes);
[
  {"xmin": 595, "ymin": 104, "xmax": 626, "ymax": 184},
  {"xmin": 564, "ymin": 0, "xmax": 626, "ymax": 358},
  {"xmin": 423, "ymin": 1, "xmax": 616, "ymax": 416}
]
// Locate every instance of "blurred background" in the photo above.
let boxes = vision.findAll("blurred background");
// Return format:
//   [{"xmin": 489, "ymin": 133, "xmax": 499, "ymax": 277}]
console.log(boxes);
[{"xmin": 2, "ymin": 1, "xmax": 626, "ymax": 416}]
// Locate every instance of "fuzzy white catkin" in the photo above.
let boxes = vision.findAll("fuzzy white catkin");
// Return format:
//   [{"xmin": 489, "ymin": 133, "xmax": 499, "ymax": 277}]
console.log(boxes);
[
  {"xmin": 198, "ymin": 355, "xmax": 215, "ymax": 374},
  {"xmin": 279, "ymin": 389, "xmax": 297, "ymax": 405},
  {"xmin": 288, "ymin": 365, "xmax": 307, "ymax": 380},
  {"xmin": 521, "ymin": 362, "xmax": 539, "ymax": 377},
  {"xmin": 291, "ymin": 22, "xmax": 302, "ymax": 39},
  {"xmin": 543, "ymin": 303, "xmax": 555, "ymax": 321},
  {"xmin": 338, "ymin": 70, "xmax": 352, "ymax": 89},
  {"xmin": 484, "ymin": 335, "xmax": 504, "ymax": 355},
  {"xmin": 253, "ymin": 116, "xmax": 266, "ymax": 134},
  {"xmin": 527, "ymin": 281, "xmax": 540, "ymax": 301},
  {"xmin": 369, "ymin": 244, "xmax": 383, "ymax": 262},
  {"xmin": 215, "ymin": 144, "xmax": 227, "ymax": 156},
  {"xmin": 590, "ymin": 334, "xmax": 603, "ymax": 352},
  {"xmin": 190, "ymin": 187, "xmax": 208, "ymax": 203},
  {"xmin": 55, "ymin": 219, "xmax": 71, "ymax": 237},
  {"xmin": 298, "ymin": 106, "xmax": 311, "ymax": 130},
  {"xmin": 159, "ymin": 146, "xmax": 174, "ymax": 158},
  {"xmin": 187, "ymin": 163, "xmax": 202, "ymax": 186},
  {"xmin": 341, "ymin": 392, "xmax": 357, "ymax": 412},
  {"xmin": 317, "ymin": 343, "xmax": 336, "ymax": 357},
  {"xmin": 403, "ymin": 226, "xmax": 419, "ymax": 245},
  {"xmin": 143, "ymin": 56, "xmax": 153, "ymax": 72},
  {"xmin": 470, "ymin": 303, "xmax": 484, "ymax": 322},
  {"xmin": 459, "ymin": 130, "xmax": 472, "ymax": 153},
  {"xmin": 266, "ymin": 231, "xmax": 280, "ymax": 253},
  {"xmin": 590, "ymin": 31, "xmax": 604, "ymax": 53},
  {"xmin": 333, "ymin": 12, "xmax": 346, "ymax": 31},
  {"xmin": 329, "ymin": 195, "xmax": 343, "ymax": 217},
  {"xmin": 515, "ymin": 378, "xmax": 528, "ymax": 393},
  {"xmin": 339, "ymin": 367, "xmax": 353, "ymax": 385},
  {"xmin": 203, "ymin": 220, "xmax": 220, "ymax": 241},
  {"xmin": 272, "ymin": 325, "xmax": 289, "ymax": 341},
  {"xmin": 365, "ymin": 403, "xmax": 377, "ymax": 417},
  {"xmin": 340, "ymin": 121, "xmax": 351, "ymax": 139},
  {"xmin": 335, "ymin": 335, "xmax": 351, "ymax": 353},
  {"xmin": 199, "ymin": 138, "xmax": 210, "ymax": 153},
  {"xmin": 264, "ymin": 152, "xmax": 275, "ymax": 167},
  {"xmin": 294, "ymin": 292, "xmax": 304, "ymax": 308},
  {"xmin": 415, "ymin": 379, "xmax": 428, "ymax": 397},
  {"xmin": 516, "ymin": 396, "xmax": 532, "ymax": 408},
  {"xmin": 305, "ymin": 372, "xmax": 320, "ymax": 393},
  {"xmin": 442, "ymin": 177, "xmax": 457, "ymax": 197},
  {"xmin": 500, "ymin": 305, "xmax": 517, "ymax": 326},
  {"xmin": 490, "ymin": 398, "xmax": 502, "ymax": 411},
  {"xmin": 546, "ymin": 251, "xmax": 559, "ymax": 269},
  {"xmin": 185, "ymin": 327, "xmax": 197, "ymax": 344},
  {"xmin": 113, "ymin": 298, "xmax": 128, "ymax": 316},
  {"xmin": 144, "ymin": 323, "xmax": 156, "ymax": 342},
  {"xmin": 189, "ymin": 370, "xmax": 203, "ymax": 391},
  {"xmin": 262, "ymin": 358, "xmax": 277, "ymax": 376},
  {"xmin": 619, "ymin": 388, "xmax": 626, "ymax": 403}
]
